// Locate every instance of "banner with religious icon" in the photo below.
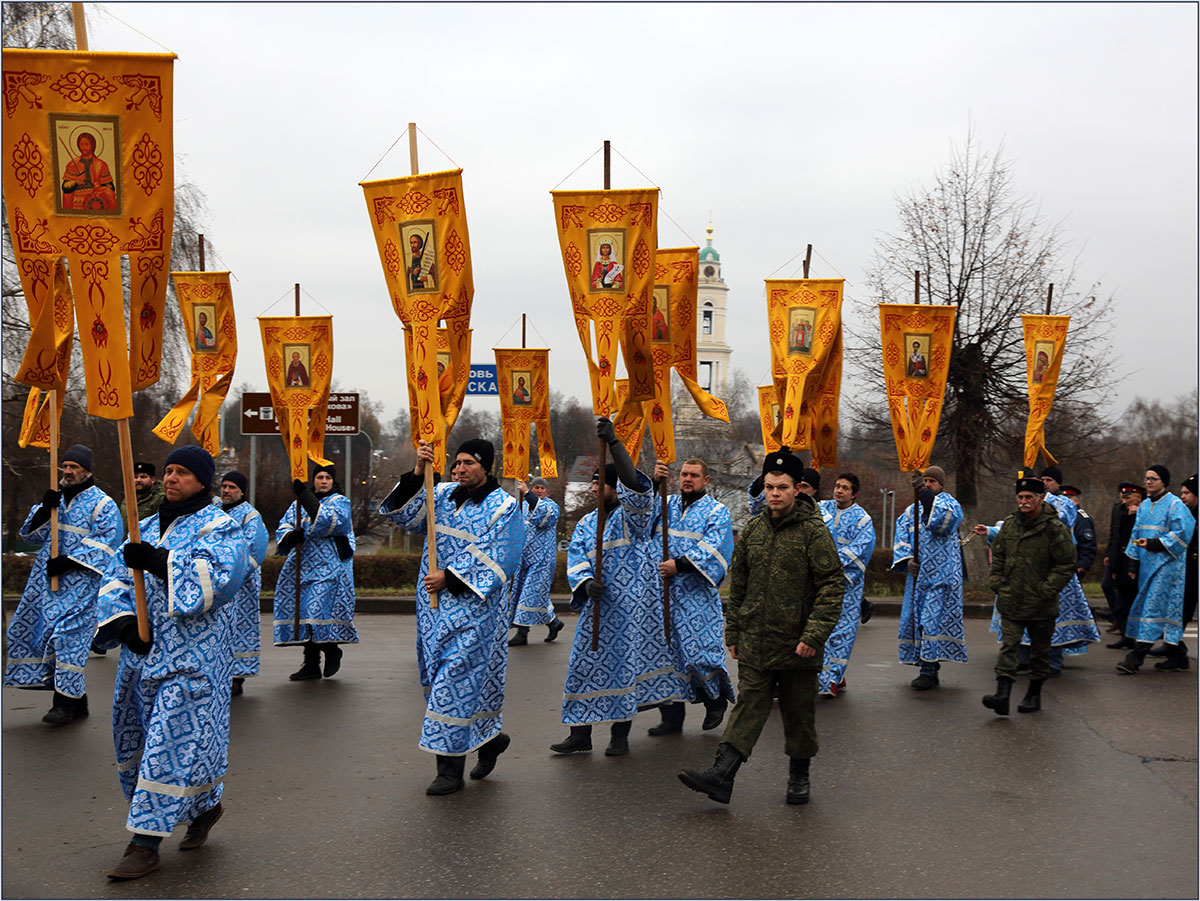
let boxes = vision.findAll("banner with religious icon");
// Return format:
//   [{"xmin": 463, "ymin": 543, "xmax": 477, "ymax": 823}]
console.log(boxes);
[
  {"xmin": 360, "ymin": 169, "xmax": 474, "ymax": 456},
  {"xmin": 402, "ymin": 326, "xmax": 472, "ymax": 473},
  {"xmin": 655, "ymin": 247, "xmax": 728, "ymax": 423},
  {"xmin": 806, "ymin": 324, "xmax": 843, "ymax": 469},
  {"xmin": 757, "ymin": 384, "xmax": 782, "ymax": 454},
  {"xmin": 551, "ymin": 189, "xmax": 658, "ymax": 415},
  {"xmin": 1021, "ymin": 313, "xmax": 1070, "ymax": 468},
  {"xmin": 495, "ymin": 347, "xmax": 557, "ymax": 480},
  {"xmin": 2, "ymin": 49, "xmax": 176, "ymax": 418},
  {"xmin": 878, "ymin": 303, "xmax": 958, "ymax": 472},
  {"xmin": 151, "ymin": 271, "xmax": 237, "ymax": 454},
  {"xmin": 258, "ymin": 315, "xmax": 334, "ymax": 480}
]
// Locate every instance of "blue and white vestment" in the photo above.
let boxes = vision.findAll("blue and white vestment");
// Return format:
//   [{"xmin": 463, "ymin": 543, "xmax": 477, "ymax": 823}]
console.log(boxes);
[
  {"xmin": 892, "ymin": 492, "xmax": 968, "ymax": 664},
  {"xmin": 1125, "ymin": 492, "xmax": 1195, "ymax": 645},
  {"xmin": 510, "ymin": 495, "xmax": 561, "ymax": 627},
  {"xmin": 214, "ymin": 498, "xmax": 269, "ymax": 676},
  {"xmin": 817, "ymin": 500, "xmax": 877, "ymax": 692},
  {"xmin": 273, "ymin": 492, "xmax": 358, "ymax": 646}
]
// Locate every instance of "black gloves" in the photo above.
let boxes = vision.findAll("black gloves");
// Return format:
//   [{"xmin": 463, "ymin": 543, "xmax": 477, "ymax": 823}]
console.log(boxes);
[
  {"xmin": 917, "ymin": 488, "xmax": 935, "ymax": 523},
  {"xmin": 277, "ymin": 529, "xmax": 305, "ymax": 554},
  {"xmin": 292, "ymin": 479, "xmax": 307, "ymax": 497},
  {"xmin": 597, "ymin": 418, "xmax": 640, "ymax": 490},
  {"xmin": 911, "ymin": 470, "xmax": 925, "ymax": 490},
  {"xmin": 584, "ymin": 578, "xmax": 605, "ymax": 603},
  {"xmin": 333, "ymin": 535, "xmax": 354, "ymax": 561},
  {"xmin": 28, "ymin": 489, "xmax": 62, "ymax": 531},
  {"xmin": 123, "ymin": 542, "xmax": 170, "ymax": 580},
  {"xmin": 118, "ymin": 617, "xmax": 152, "ymax": 655},
  {"xmin": 596, "ymin": 417, "xmax": 618, "ymax": 446},
  {"xmin": 1142, "ymin": 538, "xmax": 1166, "ymax": 553},
  {"xmin": 293, "ymin": 479, "xmax": 320, "ymax": 519},
  {"xmin": 46, "ymin": 555, "xmax": 83, "ymax": 579}
]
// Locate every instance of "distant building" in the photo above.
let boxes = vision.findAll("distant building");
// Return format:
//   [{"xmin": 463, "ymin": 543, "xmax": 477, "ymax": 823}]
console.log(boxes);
[{"xmin": 677, "ymin": 221, "xmax": 733, "ymax": 434}]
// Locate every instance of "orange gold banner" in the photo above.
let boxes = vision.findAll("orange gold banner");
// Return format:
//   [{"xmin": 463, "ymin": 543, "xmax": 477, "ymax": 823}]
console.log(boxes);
[
  {"xmin": 1022, "ymin": 313, "xmax": 1070, "ymax": 468},
  {"xmin": 878, "ymin": 303, "xmax": 958, "ymax": 472},
  {"xmin": 2, "ymin": 49, "xmax": 176, "ymax": 418},
  {"xmin": 17, "ymin": 388, "xmax": 63, "ymax": 449},
  {"xmin": 656, "ymin": 247, "xmax": 728, "ymax": 423},
  {"xmin": 259, "ymin": 316, "xmax": 334, "ymax": 480},
  {"xmin": 758, "ymin": 384, "xmax": 782, "ymax": 454},
  {"xmin": 612, "ymin": 379, "xmax": 647, "ymax": 466},
  {"xmin": 551, "ymin": 189, "xmax": 658, "ymax": 414},
  {"xmin": 495, "ymin": 347, "xmax": 557, "ymax": 479},
  {"xmin": 14, "ymin": 258, "xmax": 73, "ymax": 395},
  {"xmin": 403, "ymin": 326, "xmax": 472, "ymax": 473},
  {"xmin": 152, "ymin": 271, "xmax": 237, "ymax": 454}
]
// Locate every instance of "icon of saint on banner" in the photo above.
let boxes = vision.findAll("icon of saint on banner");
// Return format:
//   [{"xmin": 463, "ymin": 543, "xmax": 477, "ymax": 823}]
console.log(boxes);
[
  {"xmin": 904, "ymin": 333, "xmax": 931, "ymax": 379},
  {"xmin": 283, "ymin": 344, "xmax": 312, "ymax": 388},
  {"xmin": 194, "ymin": 304, "xmax": 218, "ymax": 352},
  {"xmin": 400, "ymin": 220, "xmax": 438, "ymax": 294},
  {"xmin": 787, "ymin": 307, "xmax": 817, "ymax": 356},
  {"xmin": 51, "ymin": 113, "xmax": 122, "ymax": 216},
  {"xmin": 588, "ymin": 229, "xmax": 625, "ymax": 293}
]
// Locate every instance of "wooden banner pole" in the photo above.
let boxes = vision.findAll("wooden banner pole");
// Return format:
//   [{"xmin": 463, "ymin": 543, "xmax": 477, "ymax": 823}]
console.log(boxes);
[
  {"xmin": 910, "ymin": 270, "xmax": 921, "ymax": 647},
  {"xmin": 118, "ymin": 420, "xmax": 151, "ymax": 641},
  {"xmin": 198, "ymin": 234, "xmax": 205, "ymax": 272},
  {"xmin": 293, "ymin": 283, "xmax": 304, "ymax": 641},
  {"xmin": 591, "ymin": 140, "xmax": 613, "ymax": 653},
  {"xmin": 802, "ymin": 244, "xmax": 812, "ymax": 279},
  {"xmin": 48, "ymin": 390, "xmax": 60, "ymax": 592},
  {"xmin": 660, "ymin": 479, "xmax": 671, "ymax": 643},
  {"xmin": 1045, "ymin": 283, "xmax": 1054, "ymax": 315},
  {"xmin": 71, "ymin": 2, "xmax": 88, "ymax": 50}
]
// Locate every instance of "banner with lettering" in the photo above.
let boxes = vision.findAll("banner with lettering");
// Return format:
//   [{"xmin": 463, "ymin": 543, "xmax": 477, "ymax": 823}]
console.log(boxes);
[
  {"xmin": 878, "ymin": 303, "xmax": 958, "ymax": 472},
  {"xmin": 152, "ymin": 271, "xmax": 237, "ymax": 453},
  {"xmin": 1021, "ymin": 313, "xmax": 1070, "ymax": 468},
  {"xmin": 551, "ymin": 188, "xmax": 658, "ymax": 415},
  {"xmin": 495, "ymin": 347, "xmax": 557, "ymax": 479},
  {"xmin": 2, "ymin": 49, "xmax": 175, "ymax": 418},
  {"xmin": 258, "ymin": 315, "xmax": 334, "ymax": 480}
]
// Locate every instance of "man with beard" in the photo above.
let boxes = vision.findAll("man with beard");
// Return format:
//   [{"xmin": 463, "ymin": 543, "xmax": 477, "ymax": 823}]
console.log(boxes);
[
  {"xmin": 94, "ymin": 446, "xmax": 248, "ymax": 879},
  {"xmin": 379, "ymin": 438, "xmax": 525, "ymax": 795},
  {"xmin": 119, "ymin": 461, "xmax": 165, "ymax": 531},
  {"xmin": 5, "ymin": 444, "xmax": 121, "ymax": 725},
  {"xmin": 214, "ymin": 471, "xmax": 268, "ymax": 696}
]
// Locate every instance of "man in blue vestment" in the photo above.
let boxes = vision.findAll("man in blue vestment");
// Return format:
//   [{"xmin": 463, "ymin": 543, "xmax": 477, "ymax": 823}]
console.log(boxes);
[
  {"xmin": 214, "ymin": 471, "xmax": 268, "ymax": 696},
  {"xmin": 508, "ymin": 477, "xmax": 565, "ymax": 646}
]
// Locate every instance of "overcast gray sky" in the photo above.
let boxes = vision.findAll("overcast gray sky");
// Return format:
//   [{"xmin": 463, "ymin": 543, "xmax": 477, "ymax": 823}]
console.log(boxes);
[{"xmin": 86, "ymin": 2, "xmax": 1198, "ymax": 427}]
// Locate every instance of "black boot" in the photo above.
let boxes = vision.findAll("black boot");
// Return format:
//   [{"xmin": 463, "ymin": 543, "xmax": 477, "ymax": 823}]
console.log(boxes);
[
  {"xmin": 1156, "ymin": 641, "xmax": 1190, "ymax": 671},
  {"xmin": 74, "ymin": 693, "xmax": 88, "ymax": 719},
  {"xmin": 679, "ymin": 742, "xmax": 744, "ymax": 804},
  {"xmin": 982, "ymin": 677, "xmax": 1013, "ymax": 716},
  {"xmin": 426, "ymin": 755, "xmax": 466, "ymax": 795},
  {"xmin": 786, "ymin": 757, "xmax": 811, "ymax": 805},
  {"xmin": 321, "ymin": 643, "xmax": 343, "ymax": 677},
  {"xmin": 508, "ymin": 627, "xmax": 529, "ymax": 647},
  {"xmin": 231, "ymin": 677, "xmax": 244, "ymax": 697},
  {"xmin": 550, "ymin": 725, "xmax": 593, "ymax": 754},
  {"xmin": 1117, "ymin": 642, "xmax": 1150, "ymax": 674},
  {"xmin": 469, "ymin": 732, "xmax": 511, "ymax": 779},
  {"xmin": 701, "ymin": 695, "xmax": 728, "ymax": 731},
  {"xmin": 544, "ymin": 617, "xmax": 565, "ymax": 642},
  {"xmin": 289, "ymin": 642, "xmax": 322, "ymax": 681},
  {"xmin": 647, "ymin": 701, "xmax": 685, "ymax": 736},
  {"xmin": 1017, "ymin": 679, "xmax": 1044, "ymax": 713},
  {"xmin": 606, "ymin": 720, "xmax": 632, "ymax": 756},
  {"xmin": 42, "ymin": 691, "xmax": 78, "ymax": 726}
]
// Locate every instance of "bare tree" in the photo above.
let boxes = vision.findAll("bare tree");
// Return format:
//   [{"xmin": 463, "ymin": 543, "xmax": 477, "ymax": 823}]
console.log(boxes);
[{"xmin": 847, "ymin": 132, "xmax": 1119, "ymax": 507}]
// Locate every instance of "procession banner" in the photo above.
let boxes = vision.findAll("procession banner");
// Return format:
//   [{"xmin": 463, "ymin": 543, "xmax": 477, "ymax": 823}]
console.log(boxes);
[
  {"xmin": 14, "ymin": 257, "xmax": 74, "ymax": 394},
  {"xmin": 878, "ymin": 303, "xmax": 958, "ymax": 471},
  {"xmin": 551, "ymin": 189, "xmax": 658, "ymax": 415},
  {"xmin": 403, "ymin": 326, "xmax": 472, "ymax": 473},
  {"xmin": 152, "ymin": 271, "xmax": 237, "ymax": 453},
  {"xmin": 807, "ymin": 324, "xmax": 842, "ymax": 468},
  {"xmin": 495, "ymin": 347, "xmax": 557, "ymax": 480},
  {"xmin": 1021, "ymin": 313, "xmax": 1070, "ymax": 468},
  {"xmin": 2, "ymin": 49, "xmax": 176, "ymax": 418},
  {"xmin": 258, "ymin": 316, "xmax": 334, "ymax": 480},
  {"xmin": 656, "ymin": 247, "xmax": 728, "ymax": 423},
  {"xmin": 765, "ymin": 279, "xmax": 844, "ymax": 452},
  {"xmin": 612, "ymin": 378, "xmax": 647, "ymax": 465},
  {"xmin": 360, "ymin": 169, "xmax": 474, "ymax": 456},
  {"xmin": 757, "ymin": 384, "xmax": 782, "ymax": 454}
]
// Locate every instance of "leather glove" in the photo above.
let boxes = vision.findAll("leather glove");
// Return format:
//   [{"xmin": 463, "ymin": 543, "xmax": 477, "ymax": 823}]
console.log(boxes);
[
  {"xmin": 1142, "ymin": 538, "xmax": 1166, "ymax": 553},
  {"xmin": 297, "ymin": 486, "xmax": 320, "ymax": 520},
  {"xmin": 911, "ymin": 470, "xmax": 925, "ymax": 490},
  {"xmin": 29, "ymin": 489, "xmax": 62, "ymax": 530},
  {"xmin": 584, "ymin": 578, "xmax": 605, "ymax": 602},
  {"xmin": 292, "ymin": 479, "xmax": 307, "ymax": 497},
  {"xmin": 46, "ymin": 555, "xmax": 79, "ymax": 579},
  {"xmin": 596, "ymin": 417, "xmax": 618, "ymax": 445},
  {"xmin": 118, "ymin": 617, "xmax": 152, "ymax": 655},
  {"xmin": 123, "ymin": 542, "xmax": 170, "ymax": 579},
  {"xmin": 907, "ymin": 558, "xmax": 920, "ymax": 577},
  {"xmin": 277, "ymin": 529, "xmax": 305, "ymax": 554}
]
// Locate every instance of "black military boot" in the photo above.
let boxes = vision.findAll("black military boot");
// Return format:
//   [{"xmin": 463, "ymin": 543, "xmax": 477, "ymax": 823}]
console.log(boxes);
[
  {"xmin": 321, "ymin": 643, "xmax": 343, "ymax": 677},
  {"xmin": 42, "ymin": 691, "xmax": 78, "ymax": 726},
  {"xmin": 606, "ymin": 720, "xmax": 632, "ymax": 756},
  {"xmin": 982, "ymin": 677, "xmax": 1013, "ymax": 716},
  {"xmin": 647, "ymin": 701, "xmax": 685, "ymax": 736},
  {"xmin": 786, "ymin": 757, "xmax": 811, "ymax": 805},
  {"xmin": 1156, "ymin": 641, "xmax": 1190, "ymax": 671},
  {"xmin": 289, "ymin": 642, "xmax": 322, "ymax": 681},
  {"xmin": 426, "ymin": 755, "xmax": 466, "ymax": 795},
  {"xmin": 469, "ymin": 732, "xmax": 511, "ymax": 779},
  {"xmin": 545, "ymin": 617, "xmax": 565, "ymax": 642},
  {"xmin": 678, "ymin": 742, "xmax": 744, "ymax": 804},
  {"xmin": 1017, "ymin": 679, "xmax": 1044, "ymax": 713},
  {"xmin": 550, "ymin": 725, "xmax": 593, "ymax": 754},
  {"xmin": 508, "ymin": 627, "xmax": 529, "ymax": 647},
  {"xmin": 701, "ymin": 695, "xmax": 728, "ymax": 731}
]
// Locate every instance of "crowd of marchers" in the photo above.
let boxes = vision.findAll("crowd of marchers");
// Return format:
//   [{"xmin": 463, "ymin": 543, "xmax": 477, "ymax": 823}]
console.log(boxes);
[{"xmin": 4, "ymin": 428, "xmax": 1195, "ymax": 881}]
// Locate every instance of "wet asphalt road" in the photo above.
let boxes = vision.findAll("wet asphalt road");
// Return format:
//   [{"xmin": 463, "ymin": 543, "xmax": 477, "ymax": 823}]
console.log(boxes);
[{"xmin": 3, "ymin": 613, "xmax": 1196, "ymax": 899}]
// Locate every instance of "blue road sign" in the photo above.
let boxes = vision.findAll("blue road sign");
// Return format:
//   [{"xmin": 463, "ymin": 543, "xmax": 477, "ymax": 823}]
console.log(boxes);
[{"xmin": 467, "ymin": 364, "xmax": 499, "ymax": 395}]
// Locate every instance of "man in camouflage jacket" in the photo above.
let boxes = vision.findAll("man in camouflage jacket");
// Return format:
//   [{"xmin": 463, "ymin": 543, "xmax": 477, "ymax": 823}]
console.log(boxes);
[
  {"xmin": 679, "ymin": 450, "xmax": 843, "ymax": 806},
  {"xmin": 981, "ymin": 476, "xmax": 1077, "ymax": 716}
]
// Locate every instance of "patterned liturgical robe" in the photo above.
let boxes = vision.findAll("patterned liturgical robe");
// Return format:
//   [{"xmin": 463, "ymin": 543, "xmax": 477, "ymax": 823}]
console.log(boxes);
[
  {"xmin": 1125, "ymin": 491, "xmax": 1195, "ymax": 645},
  {"xmin": 380, "ymin": 476, "xmax": 525, "ymax": 755},
  {"xmin": 564, "ymin": 473, "xmax": 687, "ymax": 725},
  {"xmin": 651, "ymin": 492, "xmax": 736, "ymax": 704},
  {"xmin": 510, "ymin": 495, "xmax": 561, "ymax": 627},
  {"xmin": 817, "ymin": 500, "xmax": 877, "ymax": 693},
  {"xmin": 892, "ymin": 493, "xmax": 968, "ymax": 665},
  {"xmin": 5, "ymin": 485, "xmax": 122, "ymax": 697},
  {"xmin": 94, "ymin": 504, "xmax": 249, "ymax": 837},
  {"xmin": 273, "ymin": 493, "xmax": 358, "ymax": 647},
  {"xmin": 214, "ymin": 498, "xmax": 269, "ymax": 676}
]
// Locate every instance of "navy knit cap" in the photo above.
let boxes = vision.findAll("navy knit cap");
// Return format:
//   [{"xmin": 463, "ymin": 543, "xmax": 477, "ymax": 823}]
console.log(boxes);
[
  {"xmin": 313, "ymin": 463, "xmax": 336, "ymax": 480},
  {"xmin": 457, "ymin": 438, "xmax": 495, "ymax": 472},
  {"xmin": 1040, "ymin": 465, "xmax": 1064, "ymax": 484},
  {"xmin": 800, "ymin": 468, "xmax": 821, "ymax": 493},
  {"xmin": 592, "ymin": 464, "xmax": 619, "ymax": 488},
  {"xmin": 1184, "ymin": 474, "xmax": 1198, "ymax": 496},
  {"xmin": 165, "ymin": 445, "xmax": 215, "ymax": 489},
  {"xmin": 221, "ymin": 471, "xmax": 248, "ymax": 494},
  {"xmin": 62, "ymin": 444, "xmax": 93, "ymax": 471},
  {"xmin": 1148, "ymin": 464, "xmax": 1170, "ymax": 487}
]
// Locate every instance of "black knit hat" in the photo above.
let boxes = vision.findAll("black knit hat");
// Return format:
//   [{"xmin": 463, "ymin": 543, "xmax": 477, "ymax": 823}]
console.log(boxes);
[
  {"xmin": 457, "ymin": 438, "xmax": 495, "ymax": 472},
  {"xmin": 1148, "ymin": 464, "xmax": 1170, "ymax": 487},
  {"xmin": 165, "ymin": 445, "xmax": 215, "ymax": 489},
  {"xmin": 1184, "ymin": 474, "xmax": 1198, "ymax": 496},
  {"xmin": 62, "ymin": 444, "xmax": 93, "ymax": 471},
  {"xmin": 1016, "ymin": 477, "xmax": 1046, "ymax": 495},
  {"xmin": 800, "ymin": 468, "xmax": 821, "ymax": 492},
  {"xmin": 133, "ymin": 461, "xmax": 156, "ymax": 477},
  {"xmin": 313, "ymin": 463, "xmax": 336, "ymax": 480},
  {"xmin": 221, "ymin": 471, "xmax": 248, "ymax": 495},
  {"xmin": 761, "ymin": 451, "xmax": 805, "ymax": 484},
  {"xmin": 1040, "ymin": 465, "xmax": 1064, "ymax": 484},
  {"xmin": 592, "ymin": 464, "xmax": 619, "ymax": 488}
]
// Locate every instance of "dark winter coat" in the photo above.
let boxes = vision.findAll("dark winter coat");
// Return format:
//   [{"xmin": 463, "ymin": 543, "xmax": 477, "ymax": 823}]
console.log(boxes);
[{"xmin": 989, "ymin": 502, "xmax": 1078, "ymax": 620}]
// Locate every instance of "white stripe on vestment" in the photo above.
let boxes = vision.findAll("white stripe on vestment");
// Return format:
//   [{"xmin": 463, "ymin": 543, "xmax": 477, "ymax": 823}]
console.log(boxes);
[
  {"xmin": 567, "ymin": 561, "xmax": 591, "ymax": 575},
  {"xmin": 581, "ymin": 538, "xmax": 632, "ymax": 559},
  {"xmin": 233, "ymin": 651, "xmax": 259, "ymax": 658},
  {"xmin": 117, "ymin": 750, "xmax": 144, "ymax": 773},
  {"xmin": 844, "ymin": 550, "xmax": 866, "ymax": 573},
  {"xmin": 272, "ymin": 617, "xmax": 354, "ymax": 627},
  {"xmin": 857, "ymin": 511, "xmax": 873, "ymax": 528},
  {"xmin": 668, "ymin": 527, "xmax": 704, "ymax": 541},
  {"xmin": 248, "ymin": 558, "xmax": 259, "ymax": 570},
  {"xmin": 137, "ymin": 775, "xmax": 224, "ymax": 797},
  {"xmin": 425, "ymin": 707, "xmax": 502, "ymax": 727},
  {"xmin": 167, "ymin": 549, "xmax": 177, "ymax": 616},
  {"xmin": 99, "ymin": 579, "xmax": 126, "ymax": 597},
  {"xmin": 57, "ymin": 523, "xmax": 87, "ymax": 536},
  {"xmin": 467, "ymin": 546, "xmax": 507, "ymax": 586},
  {"xmin": 82, "ymin": 538, "xmax": 116, "ymax": 555},
  {"xmin": 321, "ymin": 504, "xmax": 339, "ymax": 538},
  {"xmin": 696, "ymin": 539, "xmax": 728, "ymax": 572},
  {"xmin": 487, "ymin": 495, "xmax": 516, "ymax": 530},
  {"xmin": 197, "ymin": 522, "xmax": 217, "ymax": 539},
  {"xmin": 931, "ymin": 505, "xmax": 955, "ymax": 531},
  {"xmin": 564, "ymin": 685, "xmax": 636, "ymax": 701},
  {"xmin": 196, "ymin": 558, "xmax": 214, "ymax": 613},
  {"xmin": 437, "ymin": 523, "xmax": 480, "ymax": 543},
  {"xmin": 6, "ymin": 656, "xmax": 48, "ymax": 665},
  {"xmin": 55, "ymin": 660, "xmax": 85, "ymax": 674}
]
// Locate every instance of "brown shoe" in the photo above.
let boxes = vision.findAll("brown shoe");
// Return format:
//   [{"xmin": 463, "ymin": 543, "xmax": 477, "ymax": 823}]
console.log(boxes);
[
  {"xmin": 105, "ymin": 842, "xmax": 160, "ymax": 879},
  {"xmin": 179, "ymin": 802, "xmax": 223, "ymax": 850}
]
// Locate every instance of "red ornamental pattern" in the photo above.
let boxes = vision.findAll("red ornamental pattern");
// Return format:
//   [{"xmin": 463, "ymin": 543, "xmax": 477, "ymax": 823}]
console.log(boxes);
[
  {"xmin": 372, "ymin": 196, "xmax": 396, "ymax": 225},
  {"xmin": 884, "ymin": 342, "xmax": 901, "ymax": 367},
  {"xmin": 138, "ymin": 301, "xmax": 156, "ymax": 331},
  {"xmin": 559, "ymin": 205, "xmax": 587, "ymax": 231},
  {"xmin": 282, "ymin": 326, "xmax": 308, "ymax": 340},
  {"xmin": 50, "ymin": 69, "xmax": 116, "ymax": 104},
  {"xmin": 589, "ymin": 202, "xmax": 626, "ymax": 223},
  {"xmin": 3, "ymin": 70, "xmax": 51, "ymax": 117},
  {"xmin": 383, "ymin": 238, "xmax": 400, "ymax": 277},
  {"xmin": 220, "ymin": 311, "xmax": 236, "ymax": 340},
  {"xmin": 564, "ymin": 243, "xmax": 582, "ymax": 279},
  {"xmin": 20, "ymin": 258, "xmax": 50, "ymax": 304},
  {"xmin": 95, "ymin": 359, "xmax": 119, "ymax": 407},
  {"xmin": 60, "ymin": 223, "xmax": 119, "ymax": 255},
  {"xmin": 669, "ymin": 260, "xmax": 694, "ymax": 283},
  {"xmin": 397, "ymin": 190, "xmax": 432, "ymax": 216},
  {"xmin": 628, "ymin": 202, "xmax": 654, "ymax": 226},
  {"xmin": 14, "ymin": 210, "xmax": 56, "ymax": 253},
  {"xmin": 654, "ymin": 262, "xmax": 668, "ymax": 280},
  {"xmin": 769, "ymin": 319, "xmax": 785, "ymax": 343},
  {"xmin": 122, "ymin": 209, "xmax": 165, "ymax": 252},
  {"xmin": 632, "ymin": 239, "xmax": 651, "ymax": 278},
  {"xmin": 445, "ymin": 229, "xmax": 466, "ymax": 274},
  {"xmin": 130, "ymin": 133, "xmax": 163, "ymax": 194},
  {"xmin": 137, "ymin": 337, "xmax": 158, "ymax": 383},
  {"xmin": 312, "ymin": 351, "xmax": 330, "ymax": 379},
  {"xmin": 12, "ymin": 132, "xmax": 42, "ymax": 196},
  {"xmin": 432, "ymin": 187, "xmax": 459, "ymax": 216},
  {"xmin": 53, "ymin": 291, "xmax": 70, "ymax": 330},
  {"xmin": 116, "ymin": 73, "xmax": 164, "ymax": 120}
]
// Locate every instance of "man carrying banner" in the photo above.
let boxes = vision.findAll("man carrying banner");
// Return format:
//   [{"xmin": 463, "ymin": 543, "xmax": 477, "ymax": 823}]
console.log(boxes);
[
  {"xmin": 678, "ymin": 450, "xmax": 843, "ymax": 805},
  {"xmin": 118, "ymin": 461, "xmax": 165, "ymax": 532},
  {"xmin": 5, "ymin": 444, "xmax": 122, "ymax": 725},
  {"xmin": 508, "ymin": 478, "xmax": 565, "ymax": 646},
  {"xmin": 274, "ymin": 464, "xmax": 359, "ymax": 681},
  {"xmin": 215, "ymin": 472, "xmax": 268, "ymax": 696},
  {"xmin": 94, "ymin": 446, "xmax": 249, "ymax": 880},
  {"xmin": 816, "ymin": 473, "xmax": 878, "ymax": 698},
  {"xmin": 552, "ymin": 419, "xmax": 685, "ymax": 757},
  {"xmin": 891, "ymin": 465, "xmax": 967, "ymax": 689},
  {"xmin": 647, "ymin": 458, "xmax": 736, "ymax": 735},
  {"xmin": 379, "ymin": 438, "xmax": 525, "ymax": 795}
]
